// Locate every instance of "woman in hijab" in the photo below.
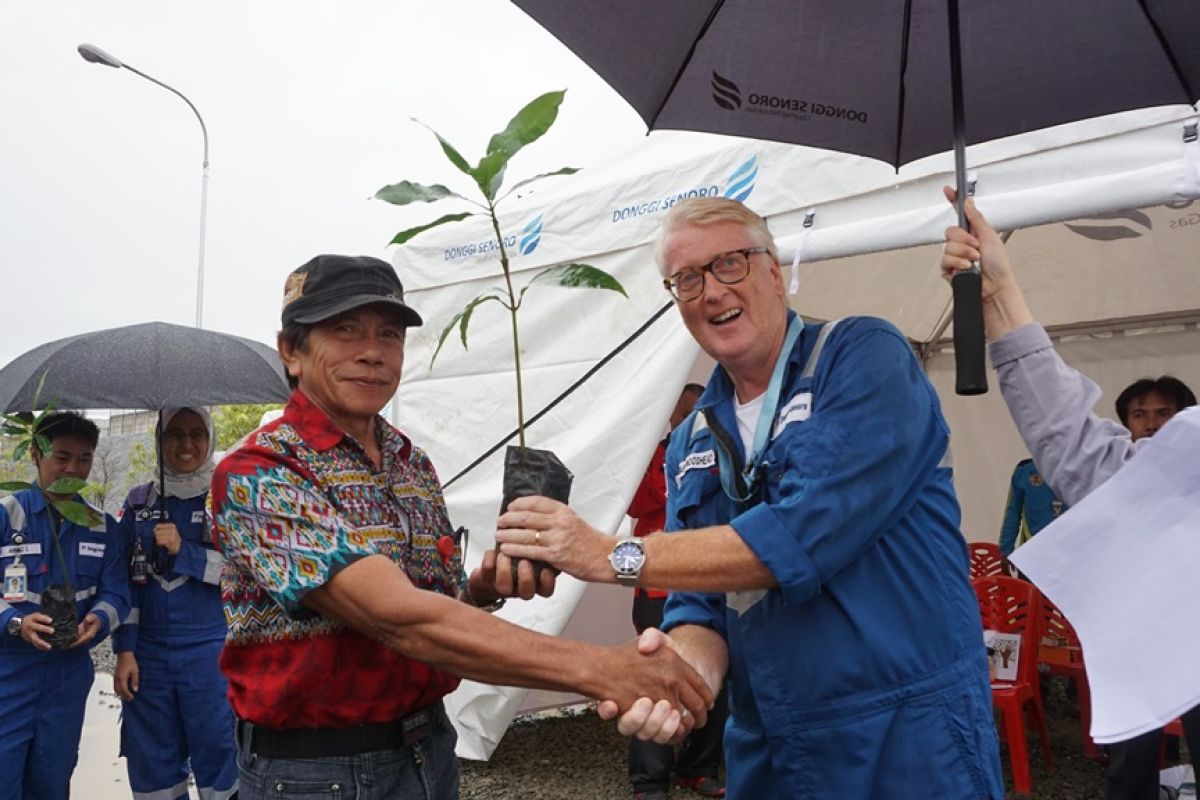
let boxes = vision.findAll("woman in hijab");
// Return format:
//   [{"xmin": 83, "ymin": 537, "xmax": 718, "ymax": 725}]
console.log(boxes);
[{"xmin": 112, "ymin": 407, "xmax": 238, "ymax": 800}]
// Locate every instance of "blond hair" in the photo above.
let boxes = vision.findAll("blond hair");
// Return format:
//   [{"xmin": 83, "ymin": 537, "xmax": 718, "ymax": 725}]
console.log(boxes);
[{"xmin": 653, "ymin": 197, "xmax": 778, "ymax": 276}]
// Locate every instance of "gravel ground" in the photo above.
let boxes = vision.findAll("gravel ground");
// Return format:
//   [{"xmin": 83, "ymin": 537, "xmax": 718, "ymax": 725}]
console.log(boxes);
[
  {"xmin": 458, "ymin": 678, "xmax": 1127, "ymax": 800},
  {"xmin": 91, "ymin": 641, "xmax": 1162, "ymax": 799}
]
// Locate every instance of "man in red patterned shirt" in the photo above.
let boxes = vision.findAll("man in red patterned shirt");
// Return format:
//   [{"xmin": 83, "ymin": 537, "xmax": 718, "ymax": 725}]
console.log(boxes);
[{"xmin": 211, "ymin": 255, "xmax": 712, "ymax": 800}]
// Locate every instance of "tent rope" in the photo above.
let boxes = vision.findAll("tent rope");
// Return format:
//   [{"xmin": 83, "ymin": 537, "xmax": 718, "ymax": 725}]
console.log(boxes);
[{"xmin": 443, "ymin": 301, "xmax": 676, "ymax": 489}]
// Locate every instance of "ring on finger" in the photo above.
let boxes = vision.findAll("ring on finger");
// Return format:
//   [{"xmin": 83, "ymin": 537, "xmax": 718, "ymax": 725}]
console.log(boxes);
[{"xmin": 534, "ymin": 531, "xmax": 541, "ymax": 546}]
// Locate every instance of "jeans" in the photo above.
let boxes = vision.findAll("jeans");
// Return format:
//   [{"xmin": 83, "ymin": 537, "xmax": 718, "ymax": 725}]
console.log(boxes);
[{"xmin": 236, "ymin": 706, "xmax": 459, "ymax": 800}]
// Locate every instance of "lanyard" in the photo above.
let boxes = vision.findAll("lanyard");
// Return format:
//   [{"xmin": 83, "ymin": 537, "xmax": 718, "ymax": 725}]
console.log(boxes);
[{"xmin": 714, "ymin": 315, "xmax": 803, "ymax": 504}]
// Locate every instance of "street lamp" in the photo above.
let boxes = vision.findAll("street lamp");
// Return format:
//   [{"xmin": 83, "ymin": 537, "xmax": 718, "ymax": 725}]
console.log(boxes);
[{"xmin": 78, "ymin": 43, "xmax": 210, "ymax": 329}]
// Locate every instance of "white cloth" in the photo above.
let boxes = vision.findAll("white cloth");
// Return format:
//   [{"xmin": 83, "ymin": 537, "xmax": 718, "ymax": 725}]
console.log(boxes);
[{"xmin": 1010, "ymin": 407, "xmax": 1200, "ymax": 742}]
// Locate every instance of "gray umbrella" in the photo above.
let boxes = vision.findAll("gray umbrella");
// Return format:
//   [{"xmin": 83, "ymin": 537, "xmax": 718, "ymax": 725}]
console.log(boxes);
[
  {"xmin": 512, "ymin": 0, "xmax": 1200, "ymax": 394},
  {"xmin": 0, "ymin": 321, "xmax": 289, "ymax": 412}
]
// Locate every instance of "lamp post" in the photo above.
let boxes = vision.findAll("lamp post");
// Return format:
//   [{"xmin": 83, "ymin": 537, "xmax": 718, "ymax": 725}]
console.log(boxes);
[{"xmin": 78, "ymin": 43, "xmax": 209, "ymax": 329}]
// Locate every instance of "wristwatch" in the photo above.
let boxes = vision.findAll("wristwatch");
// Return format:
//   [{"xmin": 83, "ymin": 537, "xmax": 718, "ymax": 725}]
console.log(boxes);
[
  {"xmin": 6, "ymin": 616, "xmax": 22, "ymax": 638},
  {"xmin": 609, "ymin": 537, "xmax": 646, "ymax": 587}
]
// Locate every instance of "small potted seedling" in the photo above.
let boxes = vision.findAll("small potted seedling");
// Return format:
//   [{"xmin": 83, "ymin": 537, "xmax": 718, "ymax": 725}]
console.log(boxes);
[{"xmin": 376, "ymin": 91, "xmax": 626, "ymax": 578}]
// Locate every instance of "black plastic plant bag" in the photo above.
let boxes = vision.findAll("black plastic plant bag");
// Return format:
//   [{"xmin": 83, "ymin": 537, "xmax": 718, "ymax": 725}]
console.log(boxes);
[
  {"xmin": 500, "ymin": 445, "xmax": 573, "ymax": 511},
  {"xmin": 501, "ymin": 445, "xmax": 573, "ymax": 589},
  {"xmin": 42, "ymin": 583, "xmax": 79, "ymax": 649}
]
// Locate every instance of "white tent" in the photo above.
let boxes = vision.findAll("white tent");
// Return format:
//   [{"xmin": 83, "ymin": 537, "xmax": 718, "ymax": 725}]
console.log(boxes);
[{"xmin": 390, "ymin": 105, "xmax": 1200, "ymax": 759}]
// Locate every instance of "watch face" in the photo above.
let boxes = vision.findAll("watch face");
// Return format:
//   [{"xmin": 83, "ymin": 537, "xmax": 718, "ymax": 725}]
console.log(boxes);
[{"xmin": 612, "ymin": 541, "xmax": 645, "ymax": 573}]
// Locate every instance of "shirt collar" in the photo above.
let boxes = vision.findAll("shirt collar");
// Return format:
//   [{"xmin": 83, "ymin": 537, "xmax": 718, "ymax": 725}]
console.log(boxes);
[
  {"xmin": 27, "ymin": 485, "xmax": 49, "ymax": 513},
  {"xmin": 284, "ymin": 389, "xmax": 412, "ymax": 462}
]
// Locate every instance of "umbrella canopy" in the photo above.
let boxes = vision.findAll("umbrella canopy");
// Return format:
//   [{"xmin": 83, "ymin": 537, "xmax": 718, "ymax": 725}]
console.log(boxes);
[
  {"xmin": 513, "ymin": 0, "xmax": 1200, "ymax": 393},
  {"xmin": 512, "ymin": 0, "xmax": 1199, "ymax": 168},
  {"xmin": 0, "ymin": 321, "xmax": 290, "ymax": 412}
]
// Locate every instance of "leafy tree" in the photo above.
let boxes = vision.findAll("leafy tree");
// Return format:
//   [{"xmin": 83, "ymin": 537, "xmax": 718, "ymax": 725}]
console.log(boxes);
[
  {"xmin": 212, "ymin": 404, "xmax": 283, "ymax": 451},
  {"xmin": 375, "ymin": 90, "xmax": 626, "ymax": 447},
  {"xmin": 127, "ymin": 433, "xmax": 157, "ymax": 486},
  {"xmin": 0, "ymin": 438, "xmax": 33, "ymax": 495},
  {"xmin": 80, "ymin": 442, "xmax": 116, "ymax": 510}
]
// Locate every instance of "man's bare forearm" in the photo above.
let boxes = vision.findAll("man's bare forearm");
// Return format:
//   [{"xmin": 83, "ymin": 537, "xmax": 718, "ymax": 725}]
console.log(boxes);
[{"xmin": 641, "ymin": 526, "xmax": 775, "ymax": 593}]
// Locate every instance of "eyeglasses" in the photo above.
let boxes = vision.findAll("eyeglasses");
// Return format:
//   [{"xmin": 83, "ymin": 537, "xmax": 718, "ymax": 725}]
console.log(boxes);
[{"xmin": 662, "ymin": 247, "xmax": 770, "ymax": 301}]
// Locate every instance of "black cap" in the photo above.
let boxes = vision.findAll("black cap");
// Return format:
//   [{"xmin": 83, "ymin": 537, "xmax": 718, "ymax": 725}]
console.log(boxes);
[{"xmin": 281, "ymin": 255, "xmax": 423, "ymax": 328}]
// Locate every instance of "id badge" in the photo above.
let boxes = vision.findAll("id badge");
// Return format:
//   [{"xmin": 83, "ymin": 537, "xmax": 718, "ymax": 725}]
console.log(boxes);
[{"xmin": 3, "ymin": 563, "xmax": 27, "ymax": 602}]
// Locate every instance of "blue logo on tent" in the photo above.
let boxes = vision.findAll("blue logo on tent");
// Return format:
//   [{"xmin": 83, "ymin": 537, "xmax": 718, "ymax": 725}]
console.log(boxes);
[
  {"xmin": 723, "ymin": 156, "xmax": 757, "ymax": 202},
  {"xmin": 519, "ymin": 214, "xmax": 543, "ymax": 255}
]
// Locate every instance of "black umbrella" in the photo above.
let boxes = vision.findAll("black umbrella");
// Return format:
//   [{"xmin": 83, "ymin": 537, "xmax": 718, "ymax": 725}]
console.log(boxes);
[
  {"xmin": 512, "ymin": 0, "xmax": 1200, "ymax": 394},
  {"xmin": 0, "ymin": 321, "xmax": 290, "ymax": 562},
  {"xmin": 0, "ymin": 321, "xmax": 289, "ymax": 412}
]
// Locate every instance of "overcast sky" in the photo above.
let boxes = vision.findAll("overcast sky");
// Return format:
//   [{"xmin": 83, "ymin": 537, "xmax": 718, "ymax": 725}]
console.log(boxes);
[{"xmin": 1, "ymin": 2, "xmax": 648, "ymax": 368}]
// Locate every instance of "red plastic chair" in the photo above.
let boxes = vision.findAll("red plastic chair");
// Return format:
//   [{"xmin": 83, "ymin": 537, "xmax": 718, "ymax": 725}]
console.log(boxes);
[
  {"xmin": 1038, "ymin": 596, "xmax": 1102, "ymax": 761},
  {"xmin": 968, "ymin": 541, "xmax": 1009, "ymax": 579},
  {"xmin": 974, "ymin": 576, "xmax": 1053, "ymax": 795}
]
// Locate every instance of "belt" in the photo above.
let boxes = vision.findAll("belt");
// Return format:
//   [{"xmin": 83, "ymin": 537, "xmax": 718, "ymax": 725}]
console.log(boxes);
[{"xmin": 237, "ymin": 702, "xmax": 441, "ymax": 758}]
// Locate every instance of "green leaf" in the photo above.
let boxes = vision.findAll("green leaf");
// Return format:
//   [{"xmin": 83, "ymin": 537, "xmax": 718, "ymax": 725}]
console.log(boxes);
[
  {"xmin": 501, "ymin": 167, "xmax": 579, "ymax": 200},
  {"xmin": 457, "ymin": 294, "xmax": 503, "ymax": 348},
  {"xmin": 480, "ymin": 159, "xmax": 508, "ymax": 202},
  {"xmin": 53, "ymin": 500, "xmax": 102, "ymax": 528},
  {"xmin": 430, "ymin": 294, "xmax": 507, "ymax": 366},
  {"xmin": 47, "ymin": 476, "xmax": 87, "ymax": 495},
  {"xmin": 431, "ymin": 310, "xmax": 467, "ymax": 367},
  {"xmin": 0, "ymin": 481, "xmax": 32, "ymax": 492},
  {"xmin": 34, "ymin": 435, "xmax": 53, "ymax": 456},
  {"xmin": 1, "ymin": 424, "xmax": 25, "ymax": 436},
  {"xmin": 389, "ymin": 213, "xmax": 475, "ymax": 246},
  {"xmin": 473, "ymin": 91, "xmax": 566, "ymax": 201},
  {"xmin": 528, "ymin": 263, "xmax": 628, "ymax": 296},
  {"xmin": 411, "ymin": 119, "xmax": 473, "ymax": 178},
  {"xmin": 374, "ymin": 180, "xmax": 468, "ymax": 207},
  {"xmin": 30, "ymin": 370, "xmax": 49, "ymax": 406},
  {"xmin": 12, "ymin": 440, "xmax": 30, "ymax": 462}
]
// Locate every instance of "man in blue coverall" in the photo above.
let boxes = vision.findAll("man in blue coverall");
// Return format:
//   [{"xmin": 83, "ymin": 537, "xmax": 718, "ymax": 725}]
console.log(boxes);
[
  {"xmin": 999, "ymin": 458, "xmax": 1066, "ymax": 558},
  {"xmin": 496, "ymin": 197, "xmax": 1004, "ymax": 798},
  {"xmin": 0, "ymin": 411, "xmax": 129, "ymax": 800}
]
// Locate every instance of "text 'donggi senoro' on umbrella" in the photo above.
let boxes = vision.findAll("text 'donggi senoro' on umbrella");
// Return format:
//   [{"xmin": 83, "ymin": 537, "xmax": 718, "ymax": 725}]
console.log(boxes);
[
  {"xmin": 0, "ymin": 321, "xmax": 289, "ymax": 413},
  {"xmin": 512, "ymin": 0, "xmax": 1200, "ymax": 394}
]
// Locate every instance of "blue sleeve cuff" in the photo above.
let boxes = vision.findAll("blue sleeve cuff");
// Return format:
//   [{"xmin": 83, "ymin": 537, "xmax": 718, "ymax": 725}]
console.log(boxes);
[
  {"xmin": 731, "ymin": 502, "xmax": 821, "ymax": 605},
  {"xmin": 662, "ymin": 591, "xmax": 727, "ymax": 640},
  {"xmin": 173, "ymin": 539, "xmax": 207, "ymax": 581}
]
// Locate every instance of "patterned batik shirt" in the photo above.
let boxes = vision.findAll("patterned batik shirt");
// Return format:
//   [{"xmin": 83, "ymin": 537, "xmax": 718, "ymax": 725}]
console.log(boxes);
[{"xmin": 210, "ymin": 389, "xmax": 463, "ymax": 728}]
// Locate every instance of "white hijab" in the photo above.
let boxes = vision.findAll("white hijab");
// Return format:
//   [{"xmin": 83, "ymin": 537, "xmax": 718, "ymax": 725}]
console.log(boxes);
[{"xmin": 157, "ymin": 406, "xmax": 216, "ymax": 500}]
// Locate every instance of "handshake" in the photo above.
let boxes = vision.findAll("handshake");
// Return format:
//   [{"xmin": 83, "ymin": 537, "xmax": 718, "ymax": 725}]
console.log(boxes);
[
  {"xmin": 465, "ymin": 496, "xmax": 725, "ymax": 744},
  {"xmin": 592, "ymin": 627, "xmax": 723, "ymax": 744}
]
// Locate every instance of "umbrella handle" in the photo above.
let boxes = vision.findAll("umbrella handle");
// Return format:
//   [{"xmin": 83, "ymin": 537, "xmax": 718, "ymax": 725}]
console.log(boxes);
[{"xmin": 952, "ymin": 270, "xmax": 988, "ymax": 395}]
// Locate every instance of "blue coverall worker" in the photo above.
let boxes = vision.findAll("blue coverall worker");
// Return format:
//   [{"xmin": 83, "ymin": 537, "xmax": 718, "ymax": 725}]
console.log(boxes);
[
  {"xmin": 998, "ymin": 458, "xmax": 1066, "ymax": 557},
  {"xmin": 494, "ymin": 199, "xmax": 1004, "ymax": 799},
  {"xmin": 0, "ymin": 414, "xmax": 129, "ymax": 800},
  {"xmin": 113, "ymin": 407, "xmax": 238, "ymax": 800}
]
